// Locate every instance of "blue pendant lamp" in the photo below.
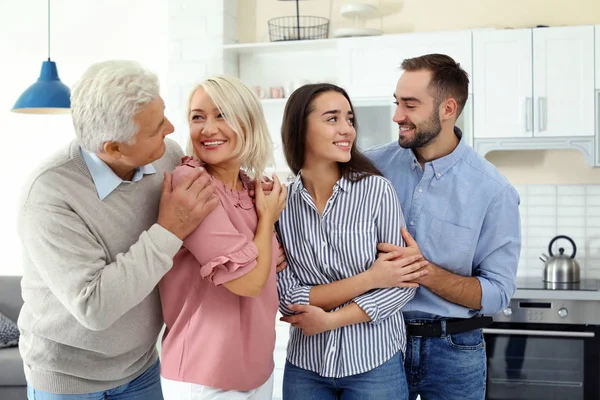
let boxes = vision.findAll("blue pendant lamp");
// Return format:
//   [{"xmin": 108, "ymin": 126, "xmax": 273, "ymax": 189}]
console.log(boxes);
[{"xmin": 11, "ymin": 0, "xmax": 70, "ymax": 114}]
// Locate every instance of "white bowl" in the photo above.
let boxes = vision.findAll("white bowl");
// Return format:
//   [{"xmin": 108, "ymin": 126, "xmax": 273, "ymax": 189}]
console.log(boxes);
[
  {"xmin": 333, "ymin": 27, "xmax": 383, "ymax": 38},
  {"xmin": 340, "ymin": 3, "xmax": 377, "ymax": 18}
]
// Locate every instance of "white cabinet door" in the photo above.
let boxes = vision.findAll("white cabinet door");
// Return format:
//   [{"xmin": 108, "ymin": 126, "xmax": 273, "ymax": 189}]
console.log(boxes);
[
  {"xmin": 337, "ymin": 35, "xmax": 409, "ymax": 98},
  {"xmin": 533, "ymin": 26, "xmax": 595, "ymax": 137},
  {"xmin": 473, "ymin": 29, "xmax": 533, "ymax": 139}
]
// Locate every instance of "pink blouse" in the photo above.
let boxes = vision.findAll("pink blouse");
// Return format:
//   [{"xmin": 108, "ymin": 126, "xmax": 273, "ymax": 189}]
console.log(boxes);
[{"xmin": 158, "ymin": 157, "xmax": 279, "ymax": 391}]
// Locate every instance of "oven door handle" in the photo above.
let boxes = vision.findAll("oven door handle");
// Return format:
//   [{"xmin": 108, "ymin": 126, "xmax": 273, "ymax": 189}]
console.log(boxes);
[{"xmin": 483, "ymin": 328, "xmax": 595, "ymax": 338}]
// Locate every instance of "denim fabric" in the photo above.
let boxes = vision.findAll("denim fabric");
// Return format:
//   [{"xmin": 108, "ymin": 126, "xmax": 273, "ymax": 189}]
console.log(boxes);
[
  {"xmin": 282, "ymin": 351, "xmax": 408, "ymax": 400},
  {"xmin": 27, "ymin": 359, "xmax": 162, "ymax": 400},
  {"xmin": 405, "ymin": 326, "xmax": 487, "ymax": 400}
]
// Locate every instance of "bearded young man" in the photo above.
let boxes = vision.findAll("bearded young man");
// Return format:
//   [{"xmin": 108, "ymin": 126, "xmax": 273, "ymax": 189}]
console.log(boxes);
[{"xmin": 366, "ymin": 54, "xmax": 521, "ymax": 400}]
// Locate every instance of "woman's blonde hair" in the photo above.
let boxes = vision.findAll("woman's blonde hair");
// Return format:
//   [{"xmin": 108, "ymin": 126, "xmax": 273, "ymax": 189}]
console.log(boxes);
[{"xmin": 186, "ymin": 75, "xmax": 273, "ymax": 179}]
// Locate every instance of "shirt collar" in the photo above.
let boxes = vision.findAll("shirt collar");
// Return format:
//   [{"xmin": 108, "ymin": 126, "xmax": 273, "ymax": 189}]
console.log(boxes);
[
  {"xmin": 410, "ymin": 126, "xmax": 467, "ymax": 179},
  {"xmin": 81, "ymin": 149, "xmax": 156, "ymax": 200},
  {"xmin": 291, "ymin": 171, "xmax": 350, "ymax": 195}
]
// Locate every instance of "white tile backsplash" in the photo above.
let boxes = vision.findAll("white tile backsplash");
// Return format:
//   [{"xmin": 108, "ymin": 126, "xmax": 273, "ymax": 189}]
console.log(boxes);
[{"xmin": 516, "ymin": 185, "xmax": 600, "ymax": 279}]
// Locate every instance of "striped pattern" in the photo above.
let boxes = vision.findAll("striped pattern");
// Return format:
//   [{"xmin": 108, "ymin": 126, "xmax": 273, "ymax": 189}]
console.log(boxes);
[{"xmin": 276, "ymin": 173, "xmax": 416, "ymax": 378}]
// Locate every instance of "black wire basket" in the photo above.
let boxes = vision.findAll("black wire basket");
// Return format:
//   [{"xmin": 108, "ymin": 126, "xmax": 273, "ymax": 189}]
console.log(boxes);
[{"xmin": 268, "ymin": 16, "xmax": 329, "ymax": 42}]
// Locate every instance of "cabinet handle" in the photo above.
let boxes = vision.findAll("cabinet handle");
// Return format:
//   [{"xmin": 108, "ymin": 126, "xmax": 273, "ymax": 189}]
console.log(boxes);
[
  {"xmin": 538, "ymin": 97, "xmax": 547, "ymax": 132},
  {"xmin": 525, "ymin": 97, "xmax": 532, "ymax": 132}
]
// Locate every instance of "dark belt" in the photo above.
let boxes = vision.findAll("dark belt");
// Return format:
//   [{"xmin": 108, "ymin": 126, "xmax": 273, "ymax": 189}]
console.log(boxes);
[{"xmin": 406, "ymin": 316, "xmax": 493, "ymax": 337}]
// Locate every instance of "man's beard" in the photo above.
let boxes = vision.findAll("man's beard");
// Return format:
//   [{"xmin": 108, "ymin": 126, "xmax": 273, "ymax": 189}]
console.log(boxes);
[{"xmin": 398, "ymin": 112, "xmax": 442, "ymax": 149}]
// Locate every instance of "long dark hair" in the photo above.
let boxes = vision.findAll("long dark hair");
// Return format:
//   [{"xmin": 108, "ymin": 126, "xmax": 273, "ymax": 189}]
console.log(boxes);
[{"xmin": 281, "ymin": 83, "xmax": 381, "ymax": 181}]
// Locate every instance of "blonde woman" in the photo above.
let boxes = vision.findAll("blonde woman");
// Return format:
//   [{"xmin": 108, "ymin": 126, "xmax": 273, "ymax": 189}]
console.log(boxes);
[{"xmin": 158, "ymin": 76, "xmax": 287, "ymax": 400}]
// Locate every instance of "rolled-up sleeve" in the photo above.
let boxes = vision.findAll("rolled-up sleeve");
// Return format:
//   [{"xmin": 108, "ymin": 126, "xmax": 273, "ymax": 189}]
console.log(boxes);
[
  {"xmin": 353, "ymin": 179, "xmax": 416, "ymax": 324},
  {"xmin": 475, "ymin": 185, "xmax": 521, "ymax": 315},
  {"xmin": 276, "ymin": 259, "xmax": 312, "ymax": 316},
  {"xmin": 172, "ymin": 165, "xmax": 258, "ymax": 286}
]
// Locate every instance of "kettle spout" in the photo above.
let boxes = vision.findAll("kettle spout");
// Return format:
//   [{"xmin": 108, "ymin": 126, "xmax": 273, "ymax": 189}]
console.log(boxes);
[{"xmin": 539, "ymin": 254, "xmax": 548, "ymax": 263}]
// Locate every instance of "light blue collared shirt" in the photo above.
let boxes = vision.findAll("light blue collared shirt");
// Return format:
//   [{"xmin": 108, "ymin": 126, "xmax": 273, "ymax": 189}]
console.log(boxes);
[
  {"xmin": 81, "ymin": 149, "xmax": 156, "ymax": 200},
  {"xmin": 365, "ymin": 127, "xmax": 521, "ymax": 319}
]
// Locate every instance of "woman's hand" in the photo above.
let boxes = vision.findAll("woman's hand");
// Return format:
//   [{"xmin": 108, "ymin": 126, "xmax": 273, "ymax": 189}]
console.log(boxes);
[
  {"xmin": 280, "ymin": 304, "xmax": 333, "ymax": 336},
  {"xmin": 254, "ymin": 174, "xmax": 287, "ymax": 225}
]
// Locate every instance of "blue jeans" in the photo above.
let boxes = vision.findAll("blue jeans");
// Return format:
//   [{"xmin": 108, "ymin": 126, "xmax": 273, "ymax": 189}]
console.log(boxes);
[
  {"xmin": 405, "ymin": 324, "xmax": 487, "ymax": 400},
  {"xmin": 282, "ymin": 351, "xmax": 408, "ymax": 400},
  {"xmin": 27, "ymin": 359, "xmax": 162, "ymax": 400}
]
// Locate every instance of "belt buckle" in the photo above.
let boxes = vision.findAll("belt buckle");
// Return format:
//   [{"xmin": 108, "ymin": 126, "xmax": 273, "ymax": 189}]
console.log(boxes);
[{"xmin": 407, "ymin": 322, "xmax": 426, "ymax": 338}]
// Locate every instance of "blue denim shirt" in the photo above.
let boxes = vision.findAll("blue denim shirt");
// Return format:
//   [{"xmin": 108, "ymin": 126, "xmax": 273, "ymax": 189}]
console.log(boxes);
[{"xmin": 365, "ymin": 128, "xmax": 521, "ymax": 319}]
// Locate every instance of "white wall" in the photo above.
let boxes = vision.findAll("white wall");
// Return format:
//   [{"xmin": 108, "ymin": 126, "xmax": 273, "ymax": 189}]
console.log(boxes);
[
  {"xmin": 166, "ymin": 0, "xmax": 237, "ymax": 146},
  {"xmin": 0, "ymin": 0, "xmax": 169, "ymax": 275},
  {"xmin": 239, "ymin": 0, "xmax": 600, "ymax": 43},
  {"xmin": 514, "ymin": 184, "xmax": 600, "ymax": 279}
]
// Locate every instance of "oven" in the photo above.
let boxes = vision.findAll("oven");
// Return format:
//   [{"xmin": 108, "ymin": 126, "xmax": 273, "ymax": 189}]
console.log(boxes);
[{"xmin": 483, "ymin": 283, "xmax": 600, "ymax": 400}]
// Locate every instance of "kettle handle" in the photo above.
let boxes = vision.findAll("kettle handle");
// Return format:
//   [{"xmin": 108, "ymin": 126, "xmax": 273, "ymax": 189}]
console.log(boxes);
[{"xmin": 548, "ymin": 235, "xmax": 577, "ymax": 259}]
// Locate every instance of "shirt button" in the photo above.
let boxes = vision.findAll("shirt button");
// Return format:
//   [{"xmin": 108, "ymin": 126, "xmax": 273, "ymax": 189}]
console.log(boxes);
[
  {"xmin": 418, "ymin": 188, "xmax": 423, "ymax": 193},
  {"xmin": 436, "ymin": 173, "xmax": 441, "ymax": 178},
  {"xmin": 330, "ymin": 346, "xmax": 336, "ymax": 353},
  {"xmin": 323, "ymin": 264, "xmax": 328, "ymax": 269},
  {"xmin": 322, "ymin": 241, "xmax": 327, "ymax": 246},
  {"xmin": 410, "ymin": 221, "xmax": 415, "ymax": 226}
]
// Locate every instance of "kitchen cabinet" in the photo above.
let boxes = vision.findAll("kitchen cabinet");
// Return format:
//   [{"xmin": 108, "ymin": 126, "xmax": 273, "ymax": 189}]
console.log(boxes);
[
  {"xmin": 533, "ymin": 26, "xmax": 594, "ymax": 138},
  {"xmin": 473, "ymin": 29, "xmax": 532, "ymax": 139},
  {"xmin": 473, "ymin": 26, "xmax": 595, "ymax": 140},
  {"xmin": 224, "ymin": 25, "xmax": 598, "ymax": 167},
  {"xmin": 337, "ymin": 30, "xmax": 472, "ymax": 99}
]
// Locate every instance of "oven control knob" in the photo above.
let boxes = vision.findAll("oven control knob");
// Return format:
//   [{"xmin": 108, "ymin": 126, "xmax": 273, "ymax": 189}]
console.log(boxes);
[
  {"xmin": 558, "ymin": 308, "xmax": 568, "ymax": 318},
  {"xmin": 502, "ymin": 307, "xmax": 512, "ymax": 316}
]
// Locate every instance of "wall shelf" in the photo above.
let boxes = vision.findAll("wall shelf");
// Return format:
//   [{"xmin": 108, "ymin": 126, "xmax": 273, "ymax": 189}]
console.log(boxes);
[{"xmin": 223, "ymin": 38, "xmax": 338, "ymax": 55}]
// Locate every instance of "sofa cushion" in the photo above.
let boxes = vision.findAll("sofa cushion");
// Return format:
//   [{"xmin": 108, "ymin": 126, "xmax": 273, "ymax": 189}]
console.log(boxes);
[
  {"xmin": 0, "ymin": 312, "xmax": 19, "ymax": 349},
  {"xmin": 0, "ymin": 347, "xmax": 26, "ymax": 386},
  {"xmin": 0, "ymin": 276, "xmax": 23, "ymax": 323}
]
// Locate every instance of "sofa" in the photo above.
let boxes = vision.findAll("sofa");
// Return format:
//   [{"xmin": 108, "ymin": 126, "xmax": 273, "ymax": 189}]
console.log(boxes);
[{"xmin": 0, "ymin": 276, "xmax": 26, "ymax": 400}]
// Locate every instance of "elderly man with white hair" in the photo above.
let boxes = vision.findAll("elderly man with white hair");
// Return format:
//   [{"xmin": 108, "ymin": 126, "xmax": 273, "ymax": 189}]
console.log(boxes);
[{"xmin": 17, "ymin": 60, "xmax": 218, "ymax": 399}]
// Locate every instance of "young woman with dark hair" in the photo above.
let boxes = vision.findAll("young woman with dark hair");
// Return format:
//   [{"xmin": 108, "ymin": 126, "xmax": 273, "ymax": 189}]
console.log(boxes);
[{"xmin": 276, "ymin": 83, "xmax": 428, "ymax": 400}]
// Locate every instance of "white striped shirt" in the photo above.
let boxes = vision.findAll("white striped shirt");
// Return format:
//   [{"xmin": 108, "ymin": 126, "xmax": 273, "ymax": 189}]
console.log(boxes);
[{"xmin": 276, "ymin": 173, "xmax": 416, "ymax": 378}]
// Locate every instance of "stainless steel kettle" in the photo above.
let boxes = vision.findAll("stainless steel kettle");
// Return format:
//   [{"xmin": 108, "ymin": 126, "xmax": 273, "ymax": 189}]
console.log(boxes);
[{"xmin": 539, "ymin": 235, "xmax": 580, "ymax": 283}]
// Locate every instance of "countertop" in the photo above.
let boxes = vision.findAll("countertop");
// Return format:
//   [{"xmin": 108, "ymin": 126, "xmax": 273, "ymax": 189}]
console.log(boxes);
[
  {"xmin": 512, "ymin": 277, "xmax": 600, "ymax": 301},
  {"xmin": 512, "ymin": 288, "xmax": 600, "ymax": 301}
]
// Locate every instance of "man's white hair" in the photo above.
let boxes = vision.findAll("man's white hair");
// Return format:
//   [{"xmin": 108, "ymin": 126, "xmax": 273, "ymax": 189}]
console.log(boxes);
[{"xmin": 70, "ymin": 60, "xmax": 160, "ymax": 153}]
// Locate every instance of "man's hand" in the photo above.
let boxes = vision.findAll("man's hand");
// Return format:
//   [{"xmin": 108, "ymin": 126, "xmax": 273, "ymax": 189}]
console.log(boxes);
[
  {"xmin": 276, "ymin": 243, "xmax": 287, "ymax": 273},
  {"xmin": 157, "ymin": 169, "xmax": 218, "ymax": 240},
  {"xmin": 371, "ymin": 227, "xmax": 428, "ymax": 287},
  {"xmin": 377, "ymin": 227, "xmax": 422, "ymax": 259},
  {"xmin": 280, "ymin": 304, "xmax": 333, "ymax": 336},
  {"xmin": 367, "ymin": 251, "xmax": 428, "ymax": 289}
]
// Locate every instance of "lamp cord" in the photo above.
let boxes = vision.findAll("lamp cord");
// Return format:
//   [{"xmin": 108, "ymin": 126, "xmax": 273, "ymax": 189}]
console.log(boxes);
[
  {"xmin": 47, "ymin": 0, "xmax": 51, "ymax": 61},
  {"xmin": 296, "ymin": 0, "xmax": 300, "ymax": 40}
]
